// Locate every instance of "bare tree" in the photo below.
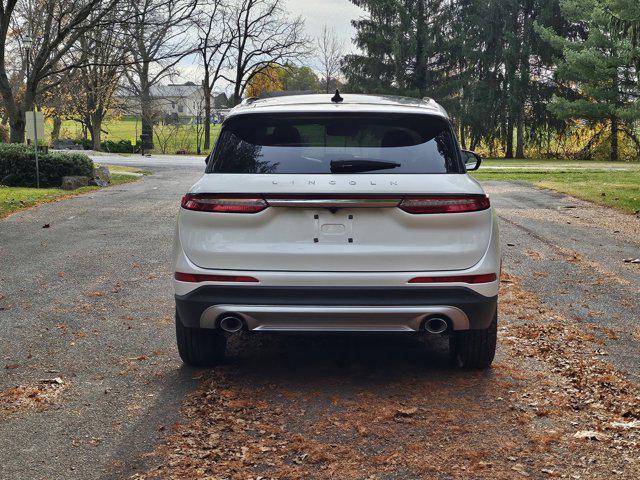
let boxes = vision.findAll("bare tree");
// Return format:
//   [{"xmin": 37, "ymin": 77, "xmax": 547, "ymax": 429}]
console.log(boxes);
[
  {"xmin": 317, "ymin": 25, "xmax": 343, "ymax": 94},
  {"xmin": 73, "ymin": 11, "xmax": 127, "ymax": 150},
  {"xmin": 0, "ymin": 0, "xmax": 121, "ymax": 142},
  {"xmin": 39, "ymin": 69, "xmax": 81, "ymax": 143},
  {"xmin": 228, "ymin": 0, "xmax": 308, "ymax": 105},
  {"xmin": 195, "ymin": 0, "xmax": 234, "ymax": 150},
  {"xmin": 191, "ymin": 84, "xmax": 207, "ymax": 154},
  {"xmin": 124, "ymin": 0, "xmax": 199, "ymax": 149},
  {"xmin": 153, "ymin": 120, "xmax": 179, "ymax": 154}
]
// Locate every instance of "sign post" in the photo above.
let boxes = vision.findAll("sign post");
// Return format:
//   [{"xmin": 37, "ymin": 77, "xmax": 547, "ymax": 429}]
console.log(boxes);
[{"xmin": 25, "ymin": 110, "xmax": 44, "ymax": 188}]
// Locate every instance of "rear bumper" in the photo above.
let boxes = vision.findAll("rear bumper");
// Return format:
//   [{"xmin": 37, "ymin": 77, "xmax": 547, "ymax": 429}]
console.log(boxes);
[{"xmin": 175, "ymin": 285, "xmax": 497, "ymax": 332}]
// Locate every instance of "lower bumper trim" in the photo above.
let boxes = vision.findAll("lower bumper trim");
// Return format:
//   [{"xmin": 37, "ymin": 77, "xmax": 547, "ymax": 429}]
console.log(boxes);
[
  {"xmin": 175, "ymin": 285, "xmax": 497, "ymax": 332},
  {"xmin": 200, "ymin": 304, "xmax": 469, "ymax": 332}
]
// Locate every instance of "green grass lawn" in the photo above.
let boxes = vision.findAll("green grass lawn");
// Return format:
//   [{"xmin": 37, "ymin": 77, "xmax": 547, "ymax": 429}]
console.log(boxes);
[
  {"xmin": 0, "ymin": 173, "xmax": 142, "ymax": 219},
  {"xmin": 105, "ymin": 165, "xmax": 150, "ymax": 175},
  {"xmin": 481, "ymin": 158, "xmax": 640, "ymax": 170},
  {"xmin": 474, "ymin": 160, "xmax": 640, "ymax": 214},
  {"xmin": 50, "ymin": 118, "xmax": 220, "ymax": 155}
]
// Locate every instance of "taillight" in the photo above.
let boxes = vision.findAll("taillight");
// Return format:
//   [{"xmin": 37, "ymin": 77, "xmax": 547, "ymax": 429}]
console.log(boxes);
[
  {"xmin": 181, "ymin": 194, "xmax": 267, "ymax": 213},
  {"xmin": 408, "ymin": 273, "xmax": 497, "ymax": 284},
  {"xmin": 399, "ymin": 195, "xmax": 490, "ymax": 214},
  {"xmin": 174, "ymin": 272, "xmax": 259, "ymax": 283}
]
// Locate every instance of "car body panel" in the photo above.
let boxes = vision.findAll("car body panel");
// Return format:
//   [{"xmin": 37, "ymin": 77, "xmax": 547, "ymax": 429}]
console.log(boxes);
[
  {"xmin": 172, "ymin": 93, "xmax": 500, "ymax": 334},
  {"xmin": 227, "ymin": 94, "xmax": 449, "ymax": 119},
  {"xmin": 180, "ymin": 173, "xmax": 492, "ymax": 272},
  {"xmin": 173, "ymin": 212, "xmax": 500, "ymax": 298}
]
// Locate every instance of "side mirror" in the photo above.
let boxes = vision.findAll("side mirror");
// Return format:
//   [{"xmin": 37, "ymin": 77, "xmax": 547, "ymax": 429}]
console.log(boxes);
[{"xmin": 462, "ymin": 150, "xmax": 482, "ymax": 171}]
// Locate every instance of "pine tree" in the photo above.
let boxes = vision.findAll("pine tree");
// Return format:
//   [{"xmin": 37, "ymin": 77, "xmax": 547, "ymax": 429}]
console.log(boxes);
[
  {"xmin": 343, "ymin": 0, "xmax": 566, "ymax": 158},
  {"xmin": 540, "ymin": 0, "xmax": 640, "ymax": 160}
]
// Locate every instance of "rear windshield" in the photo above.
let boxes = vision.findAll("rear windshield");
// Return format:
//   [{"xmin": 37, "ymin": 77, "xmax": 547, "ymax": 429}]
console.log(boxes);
[{"xmin": 207, "ymin": 113, "xmax": 463, "ymax": 174}]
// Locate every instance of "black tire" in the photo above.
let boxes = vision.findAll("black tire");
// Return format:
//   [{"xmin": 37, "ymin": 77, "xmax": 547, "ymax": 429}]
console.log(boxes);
[
  {"xmin": 175, "ymin": 310, "xmax": 226, "ymax": 367},
  {"xmin": 450, "ymin": 313, "xmax": 497, "ymax": 369}
]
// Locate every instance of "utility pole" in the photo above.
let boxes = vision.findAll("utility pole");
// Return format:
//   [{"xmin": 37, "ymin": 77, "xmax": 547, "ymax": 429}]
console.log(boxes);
[{"xmin": 23, "ymin": 35, "xmax": 40, "ymax": 188}]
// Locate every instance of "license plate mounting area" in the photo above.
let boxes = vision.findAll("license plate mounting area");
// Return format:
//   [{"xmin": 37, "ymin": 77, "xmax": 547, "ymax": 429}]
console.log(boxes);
[{"xmin": 312, "ymin": 211, "xmax": 354, "ymax": 244}]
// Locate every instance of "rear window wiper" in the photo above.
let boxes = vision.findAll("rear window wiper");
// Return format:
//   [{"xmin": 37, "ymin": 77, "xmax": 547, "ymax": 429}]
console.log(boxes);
[{"xmin": 330, "ymin": 159, "xmax": 401, "ymax": 173}]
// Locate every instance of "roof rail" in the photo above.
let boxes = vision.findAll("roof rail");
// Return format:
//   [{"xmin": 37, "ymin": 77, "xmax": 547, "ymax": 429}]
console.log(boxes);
[{"xmin": 241, "ymin": 97, "xmax": 259, "ymax": 106}]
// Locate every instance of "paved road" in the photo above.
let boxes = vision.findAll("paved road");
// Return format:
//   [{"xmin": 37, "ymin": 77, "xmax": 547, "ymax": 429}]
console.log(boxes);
[
  {"xmin": 0, "ymin": 162, "xmax": 202, "ymax": 480},
  {"xmin": 1, "ymin": 160, "xmax": 638, "ymax": 479},
  {"xmin": 87, "ymin": 152, "xmax": 206, "ymax": 168},
  {"xmin": 488, "ymin": 181, "xmax": 640, "ymax": 381}
]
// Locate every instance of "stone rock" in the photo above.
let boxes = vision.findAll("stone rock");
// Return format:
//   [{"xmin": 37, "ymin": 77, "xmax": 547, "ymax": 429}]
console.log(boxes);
[
  {"xmin": 91, "ymin": 165, "xmax": 111, "ymax": 187},
  {"xmin": 61, "ymin": 176, "xmax": 90, "ymax": 190}
]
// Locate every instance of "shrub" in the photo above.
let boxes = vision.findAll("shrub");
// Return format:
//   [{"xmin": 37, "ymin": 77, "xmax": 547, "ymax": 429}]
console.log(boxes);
[
  {"xmin": 101, "ymin": 139, "xmax": 140, "ymax": 153},
  {"xmin": 0, "ymin": 143, "xmax": 94, "ymax": 187},
  {"xmin": 52, "ymin": 138, "xmax": 140, "ymax": 153}
]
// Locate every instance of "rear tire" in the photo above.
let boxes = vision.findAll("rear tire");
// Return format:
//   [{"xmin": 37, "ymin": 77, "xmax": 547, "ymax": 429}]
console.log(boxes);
[
  {"xmin": 175, "ymin": 310, "xmax": 226, "ymax": 367},
  {"xmin": 450, "ymin": 313, "xmax": 497, "ymax": 369}
]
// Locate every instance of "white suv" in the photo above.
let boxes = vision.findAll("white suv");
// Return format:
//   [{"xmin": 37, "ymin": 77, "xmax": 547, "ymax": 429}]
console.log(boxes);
[{"xmin": 173, "ymin": 93, "xmax": 500, "ymax": 369}]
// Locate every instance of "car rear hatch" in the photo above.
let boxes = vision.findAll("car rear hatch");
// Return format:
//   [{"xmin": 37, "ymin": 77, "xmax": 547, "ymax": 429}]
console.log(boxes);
[{"xmin": 179, "ymin": 112, "xmax": 492, "ymax": 272}]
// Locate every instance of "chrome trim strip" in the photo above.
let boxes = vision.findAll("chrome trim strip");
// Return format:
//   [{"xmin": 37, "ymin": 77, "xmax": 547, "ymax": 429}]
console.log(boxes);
[
  {"xmin": 266, "ymin": 198, "xmax": 401, "ymax": 208},
  {"xmin": 200, "ymin": 305, "xmax": 469, "ymax": 332}
]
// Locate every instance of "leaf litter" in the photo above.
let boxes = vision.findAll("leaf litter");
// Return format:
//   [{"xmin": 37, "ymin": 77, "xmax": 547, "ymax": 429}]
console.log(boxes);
[
  {"xmin": 0, "ymin": 377, "xmax": 67, "ymax": 417},
  {"xmin": 130, "ymin": 274, "xmax": 640, "ymax": 479}
]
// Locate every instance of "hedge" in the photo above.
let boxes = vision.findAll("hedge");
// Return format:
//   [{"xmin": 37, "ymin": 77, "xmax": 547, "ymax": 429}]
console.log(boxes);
[
  {"xmin": 101, "ymin": 139, "xmax": 141, "ymax": 153},
  {"xmin": 0, "ymin": 143, "xmax": 94, "ymax": 187},
  {"xmin": 58, "ymin": 138, "xmax": 140, "ymax": 153}
]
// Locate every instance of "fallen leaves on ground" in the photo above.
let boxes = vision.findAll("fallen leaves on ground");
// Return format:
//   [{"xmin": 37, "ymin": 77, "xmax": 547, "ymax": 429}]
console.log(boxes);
[
  {"xmin": 129, "ymin": 273, "xmax": 640, "ymax": 480},
  {"xmin": 0, "ymin": 377, "xmax": 67, "ymax": 417}
]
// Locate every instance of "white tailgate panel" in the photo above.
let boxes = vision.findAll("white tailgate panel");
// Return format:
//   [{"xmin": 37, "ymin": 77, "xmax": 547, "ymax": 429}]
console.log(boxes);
[{"xmin": 179, "ymin": 173, "xmax": 492, "ymax": 272}]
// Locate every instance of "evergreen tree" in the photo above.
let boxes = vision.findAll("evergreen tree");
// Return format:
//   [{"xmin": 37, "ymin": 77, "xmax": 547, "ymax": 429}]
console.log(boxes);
[
  {"xmin": 540, "ymin": 0, "xmax": 640, "ymax": 160},
  {"xmin": 344, "ymin": 0, "xmax": 566, "ymax": 158}
]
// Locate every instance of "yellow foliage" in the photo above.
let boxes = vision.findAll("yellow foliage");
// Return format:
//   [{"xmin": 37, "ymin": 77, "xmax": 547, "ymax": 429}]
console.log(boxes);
[{"xmin": 246, "ymin": 64, "xmax": 284, "ymax": 98}]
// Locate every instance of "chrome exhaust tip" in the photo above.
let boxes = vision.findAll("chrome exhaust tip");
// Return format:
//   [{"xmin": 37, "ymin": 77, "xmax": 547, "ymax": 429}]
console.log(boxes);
[
  {"xmin": 218, "ymin": 315, "xmax": 244, "ymax": 333},
  {"xmin": 424, "ymin": 317, "xmax": 449, "ymax": 335}
]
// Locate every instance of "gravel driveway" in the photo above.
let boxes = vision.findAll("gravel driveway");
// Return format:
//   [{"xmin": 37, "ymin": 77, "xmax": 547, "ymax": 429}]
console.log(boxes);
[{"xmin": 1, "ymin": 159, "xmax": 638, "ymax": 479}]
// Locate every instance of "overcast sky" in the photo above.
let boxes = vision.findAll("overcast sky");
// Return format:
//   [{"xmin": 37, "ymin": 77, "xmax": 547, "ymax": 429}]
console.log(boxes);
[
  {"xmin": 178, "ymin": 0, "xmax": 364, "ymax": 88},
  {"xmin": 284, "ymin": 0, "xmax": 364, "ymax": 54}
]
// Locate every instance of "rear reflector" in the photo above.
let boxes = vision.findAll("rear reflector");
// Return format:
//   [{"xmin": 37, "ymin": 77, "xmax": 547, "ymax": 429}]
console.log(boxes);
[
  {"xmin": 399, "ymin": 195, "xmax": 490, "ymax": 214},
  {"xmin": 181, "ymin": 194, "xmax": 267, "ymax": 213},
  {"xmin": 174, "ymin": 272, "xmax": 259, "ymax": 283},
  {"xmin": 408, "ymin": 273, "xmax": 497, "ymax": 284}
]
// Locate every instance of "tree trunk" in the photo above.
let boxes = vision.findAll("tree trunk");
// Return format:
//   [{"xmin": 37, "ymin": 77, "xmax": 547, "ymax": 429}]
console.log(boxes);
[
  {"xmin": 140, "ymin": 85, "xmax": 154, "ymax": 150},
  {"xmin": 459, "ymin": 122, "xmax": 467, "ymax": 150},
  {"xmin": 8, "ymin": 90, "xmax": 33, "ymax": 143},
  {"xmin": 611, "ymin": 116, "xmax": 619, "ymax": 162},
  {"xmin": 9, "ymin": 114, "xmax": 26, "ymax": 143},
  {"xmin": 505, "ymin": 116, "xmax": 514, "ymax": 158},
  {"xmin": 1, "ymin": 84, "xmax": 27, "ymax": 143},
  {"xmin": 515, "ymin": 112, "xmax": 525, "ymax": 158},
  {"xmin": 233, "ymin": 81, "xmax": 242, "ymax": 105},
  {"xmin": 51, "ymin": 117, "xmax": 62, "ymax": 143},
  {"xmin": 90, "ymin": 111, "xmax": 102, "ymax": 151},
  {"xmin": 414, "ymin": 0, "xmax": 426, "ymax": 95},
  {"xmin": 203, "ymin": 75, "xmax": 212, "ymax": 151},
  {"xmin": 516, "ymin": 2, "xmax": 532, "ymax": 160}
]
